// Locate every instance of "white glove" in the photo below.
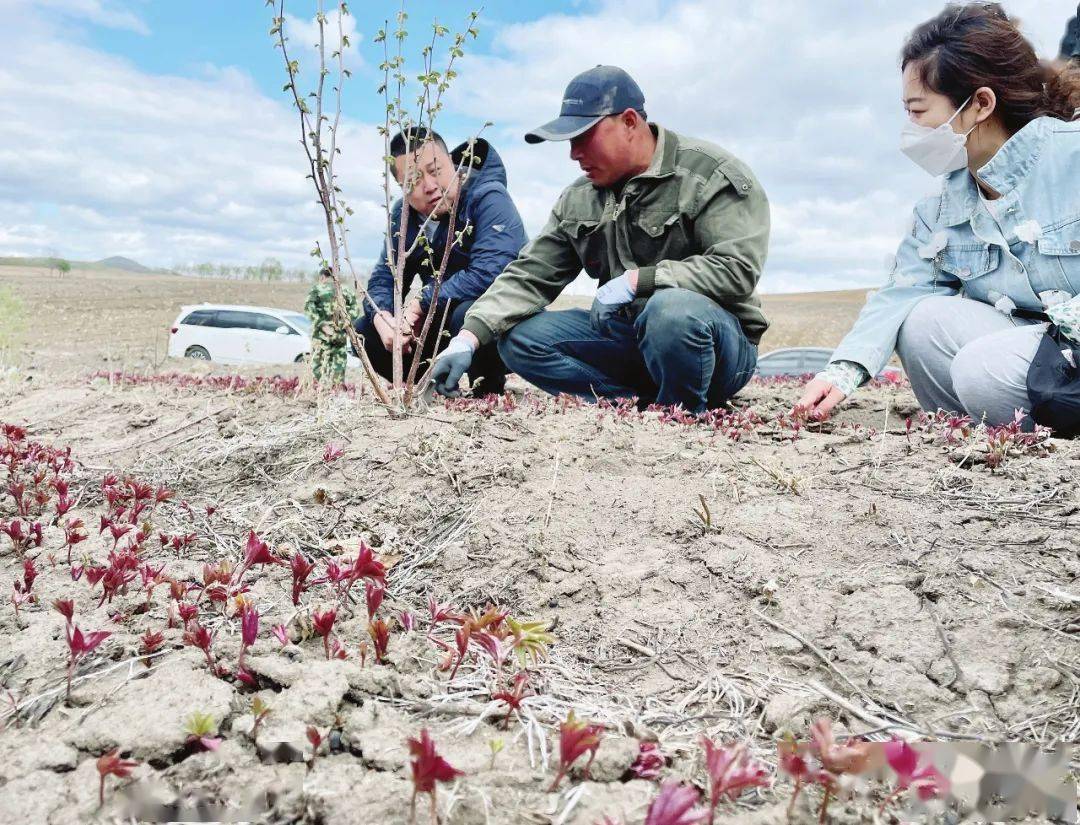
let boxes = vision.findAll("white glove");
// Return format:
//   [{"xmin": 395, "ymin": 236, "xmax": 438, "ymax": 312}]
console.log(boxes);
[{"xmin": 595, "ymin": 272, "xmax": 636, "ymax": 305}]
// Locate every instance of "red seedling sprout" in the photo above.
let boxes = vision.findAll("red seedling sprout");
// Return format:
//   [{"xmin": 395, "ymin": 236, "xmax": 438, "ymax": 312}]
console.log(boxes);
[
  {"xmin": 62, "ymin": 517, "xmax": 87, "ymax": 564},
  {"xmin": 289, "ymin": 552, "xmax": 315, "ymax": 605},
  {"xmin": 779, "ymin": 718, "xmax": 878, "ymax": 823},
  {"xmin": 400, "ymin": 610, "xmax": 415, "ymax": 632},
  {"xmin": 426, "ymin": 596, "xmax": 461, "ymax": 637},
  {"xmin": 448, "ymin": 625, "xmax": 471, "ymax": 680},
  {"xmin": 880, "ymin": 738, "xmax": 949, "ymax": 813},
  {"xmin": 312, "ymin": 608, "xmax": 336, "ymax": 660},
  {"xmin": 548, "ymin": 710, "xmax": 603, "ymax": 791},
  {"xmin": 52, "ymin": 598, "xmax": 75, "ymax": 625},
  {"xmin": 700, "ymin": 738, "xmax": 771, "ymax": 822},
  {"xmin": 322, "ymin": 442, "xmax": 344, "ymax": 463},
  {"xmin": 65, "ymin": 624, "xmax": 111, "ymax": 702},
  {"xmin": 406, "ymin": 728, "xmax": 464, "ymax": 825},
  {"xmin": 96, "ymin": 749, "xmax": 138, "ymax": 807},
  {"xmin": 491, "ymin": 671, "xmax": 530, "ymax": 730},
  {"xmin": 340, "ymin": 541, "xmax": 386, "ymax": 601},
  {"xmin": 365, "ymin": 581, "xmax": 385, "ymax": 620},
  {"xmin": 473, "ymin": 630, "xmax": 510, "ymax": 673},
  {"xmin": 182, "ymin": 621, "xmax": 220, "ymax": 676},
  {"xmin": 239, "ymin": 605, "xmax": 259, "ymax": 669},
  {"xmin": 271, "ymin": 623, "xmax": 290, "ymax": 646},
  {"xmin": 235, "ymin": 531, "xmax": 282, "ymax": 583},
  {"xmin": 644, "ymin": 782, "xmax": 709, "ymax": 825},
  {"xmin": 11, "ymin": 558, "xmax": 38, "ymax": 618},
  {"xmin": 369, "ymin": 618, "xmax": 390, "ymax": 664},
  {"xmin": 306, "ymin": 725, "xmax": 325, "ymax": 764},
  {"xmin": 777, "ymin": 737, "xmax": 812, "ymax": 819},
  {"xmin": 630, "ymin": 741, "xmax": 665, "ymax": 780},
  {"xmin": 139, "ymin": 628, "xmax": 165, "ymax": 667}
]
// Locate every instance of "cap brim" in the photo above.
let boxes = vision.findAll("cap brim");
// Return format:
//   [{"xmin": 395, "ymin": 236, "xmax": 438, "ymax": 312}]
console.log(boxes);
[{"xmin": 524, "ymin": 114, "xmax": 605, "ymax": 144}]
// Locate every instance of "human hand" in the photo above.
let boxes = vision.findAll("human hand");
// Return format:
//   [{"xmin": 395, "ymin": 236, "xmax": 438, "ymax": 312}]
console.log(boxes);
[
  {"xmin": 372, "ymin": 312, "xmax": 412, "ymax": 352},
  {"xmin": 403, "ymin": 299, "xmax": 424, "ymax": 335},
  {"xmin": 793, "ymin": 377, "xmax": 846, "ymax": 420}
]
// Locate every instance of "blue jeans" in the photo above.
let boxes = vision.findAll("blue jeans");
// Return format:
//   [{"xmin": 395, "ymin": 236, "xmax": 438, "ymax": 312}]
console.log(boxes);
[{"xmin": 498, "ymin": 288, "xmax": 758, "ymax": 413}]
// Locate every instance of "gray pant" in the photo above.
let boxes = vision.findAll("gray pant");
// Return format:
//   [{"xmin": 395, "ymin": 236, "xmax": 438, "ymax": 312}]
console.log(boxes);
[{"xmin": 896, "ymin": 295, "xmax": 1044, "ymax": 427}]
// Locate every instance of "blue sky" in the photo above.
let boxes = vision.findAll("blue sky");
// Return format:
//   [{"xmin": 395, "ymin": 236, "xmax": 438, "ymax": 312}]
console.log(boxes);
[
  {"xmin": 83, "ymin": 0, "xmax": 575, "ymax": 133},
  {"xmin": 1, "ymin": 0, "xmax": 1076, "ymax": 293}
]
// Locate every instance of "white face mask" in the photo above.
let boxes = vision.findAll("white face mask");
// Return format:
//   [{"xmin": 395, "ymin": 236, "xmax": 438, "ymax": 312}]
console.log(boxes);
[{"xmin": 900, "ymin": 96, "xmax": 977, "ymax": 176}]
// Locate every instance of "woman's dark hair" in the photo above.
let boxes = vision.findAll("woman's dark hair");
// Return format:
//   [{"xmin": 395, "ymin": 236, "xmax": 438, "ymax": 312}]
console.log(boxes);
[{"xmin": 902, "ymin": 3, "xmax": 1080, "ymax": 133}]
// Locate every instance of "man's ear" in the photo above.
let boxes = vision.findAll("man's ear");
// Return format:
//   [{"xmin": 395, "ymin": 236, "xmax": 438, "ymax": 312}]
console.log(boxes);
[
  {"xmin": 619, "ymin": 108, "xmax": 641, "ymax": 131},
  {"xmin": 972, "ymin": 86, "xmax": 997, "ymax": 123}
]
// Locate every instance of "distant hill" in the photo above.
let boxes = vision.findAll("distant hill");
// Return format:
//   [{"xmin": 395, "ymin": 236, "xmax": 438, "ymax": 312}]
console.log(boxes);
[
  {"xmin": 0, "ymin": 255, "xmax": 168, "ymax": 274},
  {"xmin": 95, "ymin": 255, "xmax": 155, "ymax": 273}
]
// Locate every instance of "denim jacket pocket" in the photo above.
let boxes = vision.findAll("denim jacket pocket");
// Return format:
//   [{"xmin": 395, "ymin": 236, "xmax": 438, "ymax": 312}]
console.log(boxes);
[
  {"xmin": 1036, "ymin": 216, "xmax": 1080, "ymax": 293},
  {"xmin": 938, "ymin": 243, "xmax": 1000, "ymax": 300}
]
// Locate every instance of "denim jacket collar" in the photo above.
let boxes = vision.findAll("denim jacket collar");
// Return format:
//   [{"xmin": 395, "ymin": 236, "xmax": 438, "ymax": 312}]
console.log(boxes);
[{"xmin": 938, "ymin": 117, "xmax": 1051, "ymax": 226}]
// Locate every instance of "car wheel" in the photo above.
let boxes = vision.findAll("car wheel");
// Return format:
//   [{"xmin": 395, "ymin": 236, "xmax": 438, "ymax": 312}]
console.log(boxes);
[
  {"xmin": 185, "ymin": 346, "xmax": 211, "ymax": 361},
  {"xmin": 294, "ymin": 353, "xmax": 308, "ymax": 364}
]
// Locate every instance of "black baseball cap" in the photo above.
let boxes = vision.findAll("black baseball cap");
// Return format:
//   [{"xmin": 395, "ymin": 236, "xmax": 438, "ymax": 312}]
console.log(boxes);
[{"xmin": 525, "ymin": 65, "xmax": 646, "ymax": 144}]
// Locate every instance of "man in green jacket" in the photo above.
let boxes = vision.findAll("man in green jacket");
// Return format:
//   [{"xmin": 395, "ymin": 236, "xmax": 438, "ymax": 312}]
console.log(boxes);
[{"xmin": 431, "ymin": 66, "xmax": 770, "ymax": 413}]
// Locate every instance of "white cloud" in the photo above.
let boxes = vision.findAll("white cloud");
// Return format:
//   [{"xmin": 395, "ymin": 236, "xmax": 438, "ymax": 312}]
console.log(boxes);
[
  {"xmin": 27, "ymin": 0, "xmax": 149, "ymax": 34},
  {"xmin": 0, "ymin": 10, "xmax": 387, "ymax": 271},
  {"xmin": 283, "ymin": 8, "xmax": 363, "ymax": 72},
  {"xmin": 0, "ymin": 0, "xmax": 1075, "ymax": 298}
]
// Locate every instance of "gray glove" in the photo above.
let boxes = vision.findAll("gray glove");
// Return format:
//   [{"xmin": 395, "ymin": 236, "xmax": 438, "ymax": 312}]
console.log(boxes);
[{"xmin": 431, "ymin": 335, "xmax": 476, "ymax": 397}]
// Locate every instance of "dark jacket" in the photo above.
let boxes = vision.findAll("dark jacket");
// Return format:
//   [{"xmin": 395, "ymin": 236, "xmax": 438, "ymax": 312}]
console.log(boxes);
[
  {"xmin": 1062, "ymin": 5, "xmax": 1080, "ymax": 59},
  {"xmin": 365, "ymin": 139, "xmax": 527, "ymax": 318}
]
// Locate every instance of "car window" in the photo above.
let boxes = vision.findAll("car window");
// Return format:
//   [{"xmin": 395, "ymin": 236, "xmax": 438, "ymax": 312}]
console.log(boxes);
[
  {"xmin": 282, "ymin": 313, "xmax": 312, "ymax": 334},
  {"xmin": 180, "ymin": 310, "xmax": 217, "ymax": 327},
  {"xmin": 214, "ymin": 310, "xmax": 262, "ymax": 330},
  {"xmin": 250, "ymin": 313, "xmax": 289, "ymax": 333}
]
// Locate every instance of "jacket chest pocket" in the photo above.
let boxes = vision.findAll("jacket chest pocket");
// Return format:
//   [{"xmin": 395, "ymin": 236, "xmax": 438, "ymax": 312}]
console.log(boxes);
[
  {"xmin": 1036, "ymin": 216, "xmax": 1080, "ymax": 293},
  {"xmin": 630, "ymin": 209, "xmax": 686, "ymax": 262},
  {"xmin": 938, "ymin": 243, "xmax": 1000, "ymax": 299},
  {"xmin": 561, "ymin": 217, "xmax": 610, "ymax": 280}
]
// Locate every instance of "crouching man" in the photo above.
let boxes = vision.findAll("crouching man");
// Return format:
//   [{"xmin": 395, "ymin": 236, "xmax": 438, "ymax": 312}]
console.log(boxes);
[
  {"xmin": 355, "ymin": 128, "xmax": 527, "ymax": 395},
  {"xmin": 431, "ymin": 66, "xmax": 770, "ymax": 413}
]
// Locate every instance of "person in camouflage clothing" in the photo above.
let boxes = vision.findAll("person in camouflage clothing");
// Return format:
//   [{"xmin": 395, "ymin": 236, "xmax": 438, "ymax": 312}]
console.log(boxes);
[{"xmin": 304, "ymin": 268, "xmax": 358, "ymax": 385}]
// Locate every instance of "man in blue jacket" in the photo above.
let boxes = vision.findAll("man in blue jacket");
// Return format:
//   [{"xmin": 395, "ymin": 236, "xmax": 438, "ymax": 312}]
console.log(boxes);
[{"xmin": 355, "ymin": 128, "xmax": 526, "ymax": 395}]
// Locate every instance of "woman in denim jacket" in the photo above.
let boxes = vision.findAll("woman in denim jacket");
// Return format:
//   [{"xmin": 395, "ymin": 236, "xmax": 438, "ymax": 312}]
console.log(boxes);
[{"xmin": 798, "ymin": 3, "xmax": 1080, "ymax": 427}]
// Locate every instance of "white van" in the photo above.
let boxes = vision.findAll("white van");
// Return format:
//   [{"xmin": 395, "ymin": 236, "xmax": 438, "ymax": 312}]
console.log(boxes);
[{"xmin": 167, "ymin": 304, "xmax": 359, "ymax": 368}]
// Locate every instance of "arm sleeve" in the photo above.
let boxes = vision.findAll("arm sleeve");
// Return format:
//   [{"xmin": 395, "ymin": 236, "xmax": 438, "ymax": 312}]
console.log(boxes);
[
  {"xmin": 635, "ymin": 170, "xmax": 769, "ymax": 304},
  {"xmin": 828, "ymin": 199, "xmax": 961, "ymax": 381},
  {"xmin": 816, "ymin": 360, "xmax": 872, "ymax": 397},
  {"xmin": 420, "ymin": 185, "xmax": 527, "ymax": 308},
  {"xmin": 461, "ymin": 207, "xmax": 583, "ymax": 346},
  {"xmin": 1047, "ymin": 293, "xmax": 1080, "ymax": 343},
  {"xmin": 365, "ymin": 203, "xmax": 403, "ymax": 319}
]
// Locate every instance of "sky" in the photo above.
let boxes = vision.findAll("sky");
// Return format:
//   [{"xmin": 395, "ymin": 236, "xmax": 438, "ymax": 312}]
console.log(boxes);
[{"xmin": 0, "ymin": 0, "xmax": 1075, "ymax": 293}]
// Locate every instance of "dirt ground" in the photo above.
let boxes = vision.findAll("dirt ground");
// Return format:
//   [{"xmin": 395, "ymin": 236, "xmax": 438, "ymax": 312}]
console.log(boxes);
[
  {"xmin": 0, "ymin": 265, "xmax": 867, "ymax": 377},
  {"xmin": 0, "ymin": 267, "xmax": 1077, "ymax": 824}
]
